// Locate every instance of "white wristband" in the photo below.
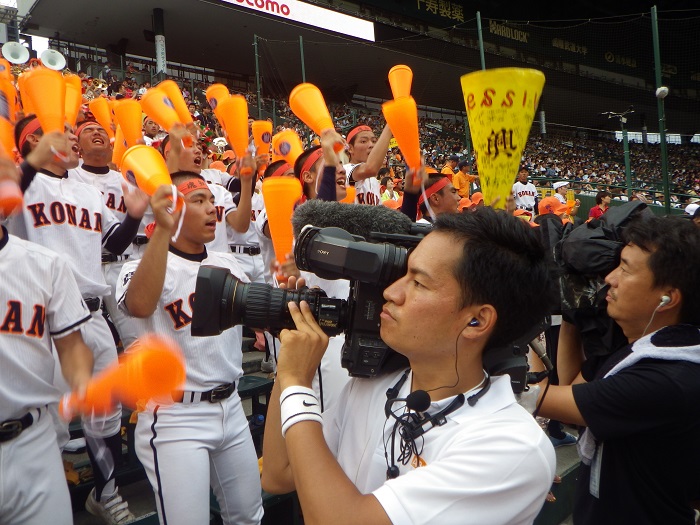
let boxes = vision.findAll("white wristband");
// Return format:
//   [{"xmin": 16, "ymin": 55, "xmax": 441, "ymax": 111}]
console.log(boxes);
[{"xmin": 280, "ymin": 386, "xmax": 322, "ymax": 438}]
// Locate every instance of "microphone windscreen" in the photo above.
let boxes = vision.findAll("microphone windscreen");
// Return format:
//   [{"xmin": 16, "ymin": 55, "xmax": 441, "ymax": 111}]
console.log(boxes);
[
  {"xmin": 292, "ymin": 200, "xmax": 412, "ymax": 240},
  {"xmin": 405, "ymin": 390, "xmax": 431, "ymax": 413}
]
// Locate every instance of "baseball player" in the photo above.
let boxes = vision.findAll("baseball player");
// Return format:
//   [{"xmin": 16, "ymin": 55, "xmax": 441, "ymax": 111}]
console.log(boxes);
[
  {"xmin": 343, "ymin": 124, "xmax": 393, "ymax": 206},
  {"xmin": 0, "ymin": 157, "xmax": 93, "ymax": 525},
  {"xmin": 9, "ymin": 116, "xmax": 148, "ymax": 523},
  {"xmin": 117, "ymin": 172, "xmax": 263, "ymax": 525},
  {"xmin": 69, "ymin": 120, "xmax": 142, "ymax": 348},
  {"xmin": 512, "ymin": 166, "xmax": 539, "ymax": 216}
]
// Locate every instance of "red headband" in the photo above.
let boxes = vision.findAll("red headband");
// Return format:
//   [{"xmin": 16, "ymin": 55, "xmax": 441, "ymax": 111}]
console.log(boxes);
[
  {"xmin": 177, "ymin": 178, "xmax": 209, "ymax": 195},
  {"xmin": 18, "ymin": 118, "xmax": 42, "ymax": 153},
  {"xmin": 346, "ymin": 125, "xmax": 372, "ymax": 145},
  {"xmin": 299, "ymin": 148, "xmax": 324, "ymax": 181},
  {"xmin": 269, "ymin": 162, "xmax": 292, "ymax": 179},
  {"xmin": 76, "ymin": 121, "xmax": 104, "ymax": 138},
  {"xmin": 418, "ymin": 177, "xmax": 450, "ymax": 206}
]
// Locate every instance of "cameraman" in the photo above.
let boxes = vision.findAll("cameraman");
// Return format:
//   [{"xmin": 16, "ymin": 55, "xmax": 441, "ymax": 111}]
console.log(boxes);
[
  {"xmin": 534, "ymin": 215, "xmax": 700, "ymax": 525},
  {"xmin": 262, "ymin": 209, "xmax": 557, "ymax": 525}
]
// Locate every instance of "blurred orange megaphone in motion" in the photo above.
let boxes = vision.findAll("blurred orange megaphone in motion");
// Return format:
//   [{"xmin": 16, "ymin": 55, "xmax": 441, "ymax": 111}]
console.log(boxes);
[
  {"xmin": 206, "ymin": 83, "xmax": 230, "ymax": 112},
  {"xmin": 251, "ymin": 120, "xmax": 273, "ymax": 156},
  {"xmin": 382, "ymin": 96, "xmax": 421, "ymax": 173},
  {"xmin": 289, "ymin": 83, "xmax": 341, "ymax": 152},
  {"xmin": 0, "ymin": 141, "xmax": 22, "ymax": 217},
  {"xmin": 271, "ymin": 130, "xmax": 303, "ymax": 166},
  {"xmin": 111, "ymin": 126, "xmax": 128, "ymax": 169},
  {"xmin": 17, "ymin": 72, "xmax": 35, "ymax": 117},
  {"xmin": 120, "ymin": 144, "xmax": 173, "ymax": 196},
  {"xmin": 158, "ymin": 80, "xmax": 193, "ymax": 125},
  {"xmin": 0, "ymin": 77, "xmax": 16, "ymax": 158},
  {"xmin": 64, "ymin": 74, "xmax": 83, "ymax": 128},
  {"xmin": 140, "ymin": 87, "xmax": 180, "ymax": 133},
  {"xmin": 113, "ymin": 99, "xmax": 144, "ymax": 148},
  {"xmin": 340, "ymin": 185, "xmax": 355, "ymax": 204},
  {"xmin": 59, "ymin": 334, "xmax": 186, "ymax": 419},
  {"xmin": 262, "ymin": 177, "xmax": 303, "ymax": 280},
  {"xmin": 22, "ymin": 67, "xmax": 65, "ymax": 133},
  {"xmin": 88, "ymin": 97, "xmax": 115, "ymax": 141},
  {"xmin": 216, "ymin": 94, "xmax": 250, "ymax": 161},
  {"xmin": 388, "ymin": 65, "xmax": 413, "ymax": 99}
]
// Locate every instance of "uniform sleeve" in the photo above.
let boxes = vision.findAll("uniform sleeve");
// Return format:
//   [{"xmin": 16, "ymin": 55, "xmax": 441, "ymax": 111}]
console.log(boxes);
[
  {"xmin": 48, "ymin": 255, "xmax": 91, "ymax": 338},
  {"xmin": 115, "ymin": 260, "xmax": 140, "ymax": 315},
  {"xmin": 253, "ymin": 208, "xmax": 268, "ymax": 238},
  {"xmin": 222, "ymin": 188, "xmax": 236, "ymax": 217},
  {"xmin": 100, "ymin": 200, "xmax": 121, "ymax": 241}
]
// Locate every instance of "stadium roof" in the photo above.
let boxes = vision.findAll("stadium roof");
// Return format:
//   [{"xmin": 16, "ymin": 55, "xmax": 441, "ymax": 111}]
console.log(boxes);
[{"xmin": 17, "ymin": 0, "xmax": 700, "ymax": 135}]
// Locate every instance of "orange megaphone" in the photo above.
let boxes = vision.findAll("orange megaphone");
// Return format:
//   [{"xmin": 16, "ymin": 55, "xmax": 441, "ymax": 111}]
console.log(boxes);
[
  {"xmin": 111, "ymin": 126, "xmax": 128, "ymax": 168},
  {"xmin": 64, "ymin": 74, "xmax": 83, "ymax": 128},
  {"xmin": 157, "ymin": 80, "xmax": 193, "ymax": 125},
  {"xmin": 206, "ymin": 83, "xmax": 230, "ymax": 112},
  {"xmin": 216, "ymin": 94, "xmax": 249, "ymax": 160},
  {"xmin": 251, "ymin": 120, "xmax": 273, "ymax": 156},
  {"xmin": 340, "ymin": 185, "xmax": 355, "ymax": 204},
  {"xmin": 271, "ymin": 130, "xmax": 304, "ymax": 166},
  {"xmin": 0, "ymin": 58, "xmax": 12, "ymax": 81},
  {"xmin": 120, "ymin": 144, "xmax": 172, "ymax": 196},
  {"xmin": 17, "ymin": 72, "xmax": 35, "ymax": 116},
  {"xmin": 0, "ymin": 77, "xmax": 16, "ymax": 158},
  {"xmin": 0, "ymin": 140, "xmax": 22, "ymax": 217},
  {"xmin": 262, "ymin": 177, "xmax": 303, "ymax": 274},
  {"xmin": 382, "ymin": 96, "xmax": 421, "ymax": 172},
  {"xmin": 388, "ymin": 65, "xmax": 413, "ymax": 99},
  {"xmin": 140, "ymin": 87, "xmax": 180, "ymax": 133},
  {"xmin": 22, "ymin": 67, "xmax": 65, "ymax": 133},
  {"xmin": 59, "ymin": 334, "xmax": 186, "ymax": 419},
  {"xmin": 113, "ymin": 99, "xmax": 144, "ymax": 147},
  {"xmin": 289, "ymin": 83, "xmax": 335, "ymax": 137},
  {"xmin": 88, "ymin": 97, "xmax": 115, "ymax": 140}
]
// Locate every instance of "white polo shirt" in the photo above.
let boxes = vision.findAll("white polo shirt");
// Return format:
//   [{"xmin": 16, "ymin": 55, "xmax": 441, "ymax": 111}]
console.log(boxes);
[{"xmin": 323, "ymin": 372, "xmax": 555, "ymax": 525}]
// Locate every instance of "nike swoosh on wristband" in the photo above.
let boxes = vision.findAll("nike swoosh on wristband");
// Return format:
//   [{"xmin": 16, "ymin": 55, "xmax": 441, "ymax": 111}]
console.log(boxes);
[{"xmin": 302, "ymin": 400, "xmax": 318, "ymax": 407}]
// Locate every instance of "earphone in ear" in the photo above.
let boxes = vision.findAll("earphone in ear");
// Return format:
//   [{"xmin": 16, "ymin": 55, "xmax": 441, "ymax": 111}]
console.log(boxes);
[
  {"xmin": 659, "ymin": 295, "xmax": 671, "ymax": 307},
  {"xmin": 468, "ymin": 319, "xmax": 479, "ymax": 327}
]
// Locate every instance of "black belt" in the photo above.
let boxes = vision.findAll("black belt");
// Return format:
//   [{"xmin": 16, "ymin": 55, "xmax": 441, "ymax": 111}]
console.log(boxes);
[
  {"xmin": 0, "ymin": 412, "xmax": 34, "ymax": 443},
  {"xmin": 230, "ymin": 245, "xmax": 261, "ymax": 256},
  {"xmin": 133, "ymin": 236, "xmax": 149, "ymax": 246},
  {"xmin": 174, "ymin": 382, "xmax": 236, "ymax": 403},
  {"xmin": 84, "ymin": 297, "xmax": 102, "ymax": 312},
  {"xmin": 102, "ymin": 253, "xmax": 129, "ymax": 264}
]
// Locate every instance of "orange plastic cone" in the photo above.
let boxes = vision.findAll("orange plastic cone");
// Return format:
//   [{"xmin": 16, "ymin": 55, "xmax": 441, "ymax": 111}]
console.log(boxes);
[
  {"xmin": 289, "ymin": 83, "xmax": 334, "ymax": 136},
  {"xmin": 382, "ymin": 96, "xmax": 420, "ymax": 172},
  {"xmin": 64, "ymin": 74, "xmax": 83, "ymax": 128},
  {"xmin": 460, "ymin": 68, "xmax": 545, "ymax": 209},
  {"xmin": 17, "ymin": 72, "xmax": 35, "ymax": 116},
  {"xmin": 251, "ymin": 120, "xmax": 273, "ymax": 156},
  {"xmin": 0, "ymin": 76, "xmax": 16, "ymax": 158},
  {"xmin": 205, "ymin": 83, "xmax": 230, "ymax": 111},
  {"xmin": 59, "ymin": 333, "xmax": 185, "ymax": 418},
  {"xmin": 111, "ymin": 126, "xmax": 128, "ymax": 168},
  {"xmin": 140, "ymin": 87, "xmax": 180, "ymax": 133},
  {"xmin": 157, "ymin": 80, "xmax": 193, "ymax": 125},
  {"xmin": 88, "ymin": 97, "xmax": 115, "ymax": 140},
  {"xmin": 262, "ymin": 177, "xmax": 303, "ymax": 271},
  {"xmin": 120, "ymin": 144, "xmax": 172, "ymax": 195},
  {"xmin": 113, "ymin": 99, "xmax": 144, "ymax": 147},
  {"xmin": 388, "ymin": 65, "xmax": 413, "ymax": 99},
  {"xmin": 340, "ymin": 185, "xmax": 355, "ymax": 204},
  {"xmin": 271, "ymin": 130, "xmax": 303, "ymax": 166},
  {"xmin": 0, "ymin": 138, "xmax": 22, "ymax": 216},
  {"xmin": 23, "ymin": 67, "xmax": 65, "ymax": 133},
  {"xmin": 216, "ymin": 94, "xmax": 249, "ymax": 160},
  {"xmin": 0, "ymin": 59, "xmax": 11, "ymax": 81}
]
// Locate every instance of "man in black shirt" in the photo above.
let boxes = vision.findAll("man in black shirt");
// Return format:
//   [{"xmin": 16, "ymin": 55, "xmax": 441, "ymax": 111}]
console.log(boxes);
[{"xmin": 537, "ymin": 215, "xmax": 700, "ymax": 525}]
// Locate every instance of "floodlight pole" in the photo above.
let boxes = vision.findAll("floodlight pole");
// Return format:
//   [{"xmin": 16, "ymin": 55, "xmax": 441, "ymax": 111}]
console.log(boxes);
[
  {"xmin": 621, "ymin": 117, "xmax": 632, "ymax": 199},
  {"xmin": 476, "ymin": 11, "xmax": 486, "ymax": 70},
  {"xmin": 651, "ymin": 6, "xmax": 671, "ymax": 214},
  {"xmin": 254, "ymin": 34, "xmax": 262, "ymax": 119}
]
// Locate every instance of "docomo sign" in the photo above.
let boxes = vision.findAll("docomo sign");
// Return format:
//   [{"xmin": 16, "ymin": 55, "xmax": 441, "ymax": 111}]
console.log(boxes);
[{"xmin": 221, "ymin": 0, "xmax": 375, "ymax": 42}]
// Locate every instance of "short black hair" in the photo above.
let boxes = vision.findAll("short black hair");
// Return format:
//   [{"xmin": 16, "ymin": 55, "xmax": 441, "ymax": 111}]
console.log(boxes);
[
  {"xmin": 595, "ymin": 191, "xmax": 611, "ymax": 205},
  {"xmin": 14, "ymin": 115, "xmax": 41, "ymax": 158},
  {"xmin": 418, "ymin": 175, "xmax": 450, "ymax": 215},
  {"xmin": 170, "ymin": 171, "xmax": 204, "ymax": 187},
  {"xmin": 623, "ymin": 215, "xmax": 700, "ymax": 325},
  {"xmin": 433, "ymin": 209, "xmax": 555, "ymax": 350},
  {"xmin": 294, "ymin": 146, "xmax": 321, "ymax": 198},
  {"xmin": 264, "ymin": 159, "xmax": 290, "ymax": 179}
]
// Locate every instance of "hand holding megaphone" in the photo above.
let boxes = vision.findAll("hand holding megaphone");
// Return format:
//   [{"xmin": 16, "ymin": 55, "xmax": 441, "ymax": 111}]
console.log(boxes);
[{"xmin": 59, "ymin": 334, "xmax": 185, "ymax": 420}]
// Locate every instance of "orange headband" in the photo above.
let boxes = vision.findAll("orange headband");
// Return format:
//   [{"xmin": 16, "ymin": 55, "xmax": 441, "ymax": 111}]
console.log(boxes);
[
  {"xmin": 269, "ymin": 162, "xmax": 292, "ymax": 179},
  {"xmin": 177, "ymin": 178, "xmax": 208, "ymax": 195},
  {"xmin": 418, "ymin": 177, "xmax": 450, "ymax": 206},
  {"xmin": 346, "ymin": 125, "xmax": 372, "ymax": 145},
  {"xmin": 299, "ymin": 148, "xmax": 323, "ymax": 181},
  {"xmin": 76, "ymin": 121, "xmax": 104, "ymax": 138},
  {"xmin": 18, "ymin": 118, "xmax": 42, "ymax": 152}
]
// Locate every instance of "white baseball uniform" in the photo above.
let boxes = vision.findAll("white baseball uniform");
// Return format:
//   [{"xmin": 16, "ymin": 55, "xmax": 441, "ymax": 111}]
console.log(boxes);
[
  {"xmin": 512, "ymin": 181, "xmax": 538, "ymax": 213},
  {"xmin": 0, "ymin": 229, "xmax": 91, "ymax": 525},
  {"xmin": 117, "ymin": 248, "xmax": 263, "ymax": 525},
  {"xmin": 69, "ymin": 164, "xmax": 141, "ymax": 348},
  {"xmin": 7, "ymin": 171, "xmax": 123, "ymax": 438},
  {"xmin": 344, "ymin": 163, "xmax": 382, "ymax": 206},
  {"xmin": 228, "ymin": 191, "xmax": 266, "ymax": 284}
]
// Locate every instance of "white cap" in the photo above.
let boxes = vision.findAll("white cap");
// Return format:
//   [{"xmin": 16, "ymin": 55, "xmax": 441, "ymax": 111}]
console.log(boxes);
[
  {"xmin": 685, "ymin": 203, "xmax": 699, "ymax": 216},
  {"xmin": 553, "ymin": 181, "xmax": 569, "ymax": 190}
]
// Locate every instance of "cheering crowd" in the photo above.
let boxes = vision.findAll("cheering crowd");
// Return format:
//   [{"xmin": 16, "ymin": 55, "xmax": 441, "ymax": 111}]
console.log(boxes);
[{"xmin": 0, "ymin": 70, "xmax": 699, "ymax": 525}]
